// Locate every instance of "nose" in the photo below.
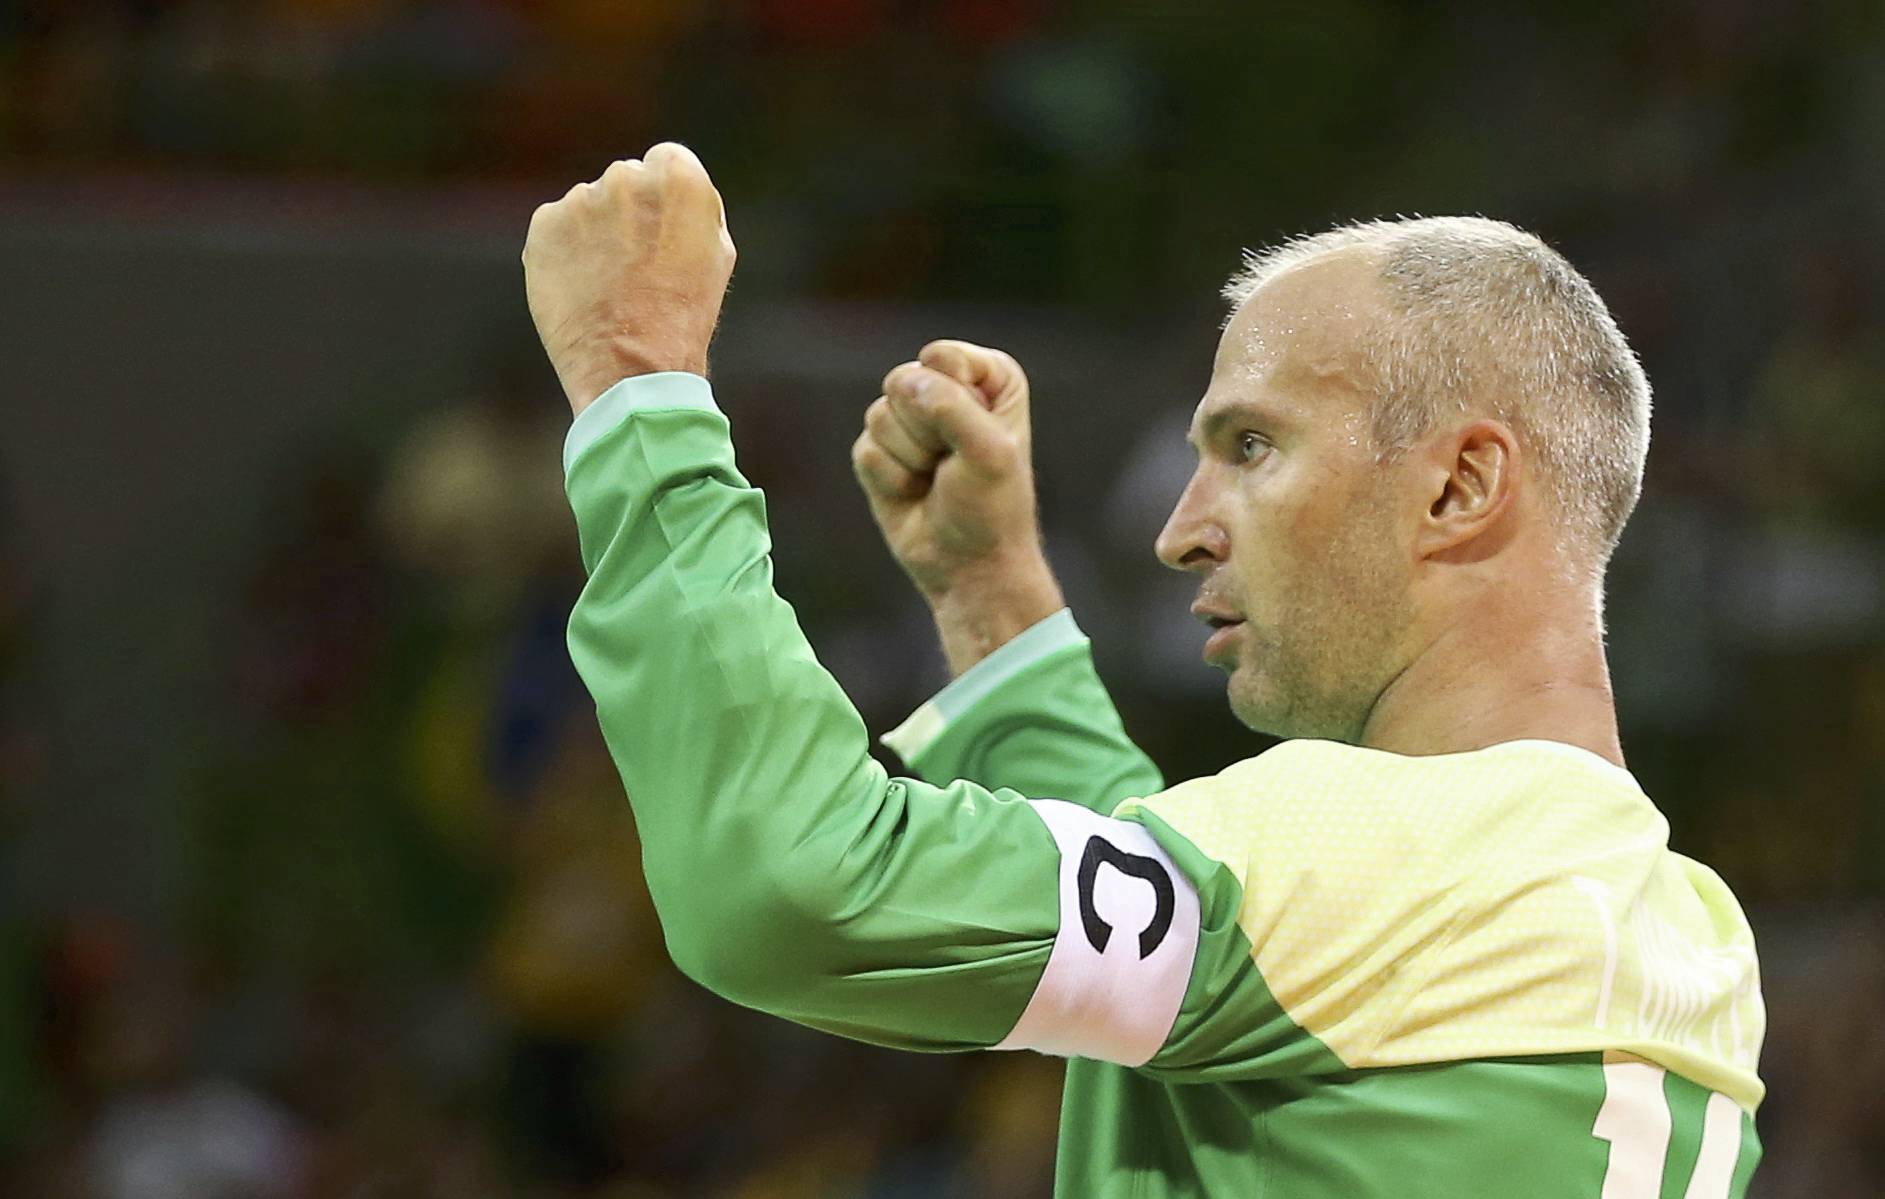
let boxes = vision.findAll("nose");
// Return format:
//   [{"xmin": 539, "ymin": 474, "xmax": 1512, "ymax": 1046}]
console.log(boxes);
[{"xmin": 1155, "ymin": 469, "xmax": 1229, "ymax": 573}]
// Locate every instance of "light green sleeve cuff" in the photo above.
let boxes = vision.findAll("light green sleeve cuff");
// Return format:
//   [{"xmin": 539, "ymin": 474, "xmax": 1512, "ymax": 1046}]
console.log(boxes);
[
  {"xmin": 563, "ymin": 371, "xmax": 721, "ymax": 476},
  {"xmin": 881, "ymin": 608, "xmax": 1084, "ymax": 762}
]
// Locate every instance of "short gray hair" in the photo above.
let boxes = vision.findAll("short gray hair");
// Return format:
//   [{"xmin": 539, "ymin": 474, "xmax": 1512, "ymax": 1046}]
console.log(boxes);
[{"xmin": 1223, "ymin": 217, "xmax": 1651, "ymax": 566}]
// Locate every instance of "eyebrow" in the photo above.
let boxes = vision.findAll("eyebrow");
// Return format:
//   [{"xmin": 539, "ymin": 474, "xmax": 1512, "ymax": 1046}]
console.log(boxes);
[{"xmin": 1187, "ymin": 398, "xmax": 1288, "ymax": 452}]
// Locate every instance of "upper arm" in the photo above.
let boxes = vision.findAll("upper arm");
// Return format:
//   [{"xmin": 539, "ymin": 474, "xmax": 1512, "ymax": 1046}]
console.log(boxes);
[
  {"xmin": 757, "ymin": 787, "xmax": 1232, "ymax": 1060},
  {"xmin": 943, "ymin": 781, "xmax": 1362, "ymax": 1083},
  {"xmin": 682, "ymin": 772, "xmax": 1064, "ymax": 1052},
  {"xmin": 1025, "ymin": 787, "xmax": 1356, "ymax": 1083}
]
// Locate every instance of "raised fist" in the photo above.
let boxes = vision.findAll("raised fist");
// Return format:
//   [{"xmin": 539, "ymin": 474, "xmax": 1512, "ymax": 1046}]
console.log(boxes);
[
  {"xmin": 852, "ymin": 341, "xmax": 1064, "ymax": 671},
  {"xmin": 523, "ymin": 142, "xmax": 737, "ymax": 415}
]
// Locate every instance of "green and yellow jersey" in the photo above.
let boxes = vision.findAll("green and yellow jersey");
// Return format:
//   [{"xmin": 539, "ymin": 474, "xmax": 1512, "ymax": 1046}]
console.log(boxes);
[{"xmin": 562, "ymin": 372, "xmax": 1765, "ymax": 1197}]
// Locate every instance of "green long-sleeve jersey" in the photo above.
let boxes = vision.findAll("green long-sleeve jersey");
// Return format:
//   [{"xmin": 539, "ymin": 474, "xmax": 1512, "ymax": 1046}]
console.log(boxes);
[{"xmin": 562, "ymin": 372, "xmax": 1765, "ymax": 1197}]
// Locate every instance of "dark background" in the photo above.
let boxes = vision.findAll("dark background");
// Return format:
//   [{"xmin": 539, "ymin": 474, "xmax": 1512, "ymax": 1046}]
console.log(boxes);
[{"xmin": 2, "ymin": 1, "xmax": 1881, "ymax": 1195}]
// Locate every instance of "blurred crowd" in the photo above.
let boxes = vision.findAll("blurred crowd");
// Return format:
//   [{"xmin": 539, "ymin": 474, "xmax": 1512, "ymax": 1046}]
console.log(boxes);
[
  {"xmin": 9, "ymin": 0, "xmax": 1878, "ymax": 307},
  {"xmin": 0, "ymin": 351, "xmax": 1066, "ymax": 1197},
  {"xmin": 5, "ymin": 0, "xmax": 1885, "ymax": 1196}
]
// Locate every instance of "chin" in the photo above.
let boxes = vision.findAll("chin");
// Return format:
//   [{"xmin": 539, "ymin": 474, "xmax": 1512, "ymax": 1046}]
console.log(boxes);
[
  {"xmin": 1224, "ymin": 670, "xmax": 1284, "ymax": 736},
  {"xmin": 1225, "ymin": 667, "xmax": 1355, "ymax": 743}
]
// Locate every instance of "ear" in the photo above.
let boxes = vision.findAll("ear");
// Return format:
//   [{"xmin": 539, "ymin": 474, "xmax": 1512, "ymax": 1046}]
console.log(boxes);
[{"xmin": 1415, "ymin": 419, "xmax": 1521, "ymax": 562}]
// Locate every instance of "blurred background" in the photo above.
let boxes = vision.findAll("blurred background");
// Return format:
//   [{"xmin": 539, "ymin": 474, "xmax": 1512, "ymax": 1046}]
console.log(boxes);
[{"xmin": 2, "ymin": 0, "xmax": 1882, "ymax": 1195}]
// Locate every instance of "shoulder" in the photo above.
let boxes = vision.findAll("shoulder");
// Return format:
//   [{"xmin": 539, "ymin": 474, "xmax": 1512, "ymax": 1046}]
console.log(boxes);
[{"xmin": 1115, "ymin": 738, "xmax": 1660, "ymax": 885}]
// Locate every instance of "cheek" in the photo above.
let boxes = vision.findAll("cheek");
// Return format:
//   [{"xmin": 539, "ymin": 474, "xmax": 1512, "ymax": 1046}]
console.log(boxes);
[
  {"xmin": 1237, "ymin": 468, "xmax": 1396, "ymax": 614},
  {"xmin": 1224, "ymin": 495, "xmax": 1311, "ymax": 615},
  {"xmin": 1256, "ymin": 465, "xmax": 1344, "ymax": 556}
]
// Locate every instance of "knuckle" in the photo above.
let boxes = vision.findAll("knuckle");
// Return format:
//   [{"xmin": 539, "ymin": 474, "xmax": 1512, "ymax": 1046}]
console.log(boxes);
[
  {"xmin": 651, "ymin": 141, "xmax": 701, "ymax": 173},
  {"xmin": 851, "ymin": 442, "xmax": 888, "ymax": 485},
  {"xmin": 880, "ymin": 363, "xmax": 913, "ymax": 396},
  {"xmin": 664, "ymin": 161, "xmax": 703, "ymax": 191},
  {"xmin": 909, "ymin": 375, "xmax": 950, "ymax": 414}
]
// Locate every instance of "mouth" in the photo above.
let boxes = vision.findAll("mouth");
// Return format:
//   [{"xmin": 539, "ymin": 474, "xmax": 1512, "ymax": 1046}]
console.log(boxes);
[
  {"xmin": 1191, "ymin": 605, "xmax": 1246, "ymax": 664},
  {"xmin": 1202, "ymin": 619, "xmax": 1245, "ymax": 663}
]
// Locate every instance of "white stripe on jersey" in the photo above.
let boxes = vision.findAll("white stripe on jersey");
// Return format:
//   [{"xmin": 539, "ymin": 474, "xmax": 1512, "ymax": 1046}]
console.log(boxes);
[{"xmin": 995, "ymin": 799, "xmax": 1201, "ymax": 1067}]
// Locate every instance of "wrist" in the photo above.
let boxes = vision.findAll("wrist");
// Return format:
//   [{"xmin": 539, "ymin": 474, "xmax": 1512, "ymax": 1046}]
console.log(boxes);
[
  {"xmin": 556, "ymin": 332, "xmax": 708, "ymax": 416},
  {"xmin": 925, "ymin": 554, "xmax": 1065, "ymax": 676}
]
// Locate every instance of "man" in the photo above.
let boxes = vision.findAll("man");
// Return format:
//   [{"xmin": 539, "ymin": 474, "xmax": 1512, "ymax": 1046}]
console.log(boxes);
[{"xmin": 523, "ymin": 143, "xmax": 1765, "ymax": 1196}]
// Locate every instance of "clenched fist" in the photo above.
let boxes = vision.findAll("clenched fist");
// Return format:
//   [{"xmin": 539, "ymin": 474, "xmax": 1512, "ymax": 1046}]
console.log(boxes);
[
  {"xmin": 523, "ymin": 142, "xmax": 736, "ymax": 415},
  {"xmin": 852, "ymin": 341, "xmax": 1065, "ymax": 673}
]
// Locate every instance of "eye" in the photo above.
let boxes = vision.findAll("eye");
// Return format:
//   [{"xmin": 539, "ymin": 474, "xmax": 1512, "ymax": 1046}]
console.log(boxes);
[{"xmin": 1237, "ymin": 431, "xmax": 1269, "ymax": 463}]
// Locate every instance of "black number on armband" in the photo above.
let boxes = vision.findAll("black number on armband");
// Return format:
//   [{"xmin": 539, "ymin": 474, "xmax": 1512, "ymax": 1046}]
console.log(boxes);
[{"xmin": 1076, "ymin": 836, "xmax": 1176, "ymax": 959}]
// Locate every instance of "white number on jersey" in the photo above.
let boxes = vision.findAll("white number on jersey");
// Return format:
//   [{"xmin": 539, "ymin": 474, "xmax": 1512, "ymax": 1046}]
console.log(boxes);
[{"xmin": 1593, "ymin": 1061, "xmax": 1743, "ymax": 1198}]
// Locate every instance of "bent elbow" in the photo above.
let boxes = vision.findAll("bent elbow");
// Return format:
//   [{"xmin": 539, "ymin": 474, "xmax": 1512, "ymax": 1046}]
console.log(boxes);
[{"xmin": 652, "ymin": 866, "xmax": 846, "ymax": 1014}]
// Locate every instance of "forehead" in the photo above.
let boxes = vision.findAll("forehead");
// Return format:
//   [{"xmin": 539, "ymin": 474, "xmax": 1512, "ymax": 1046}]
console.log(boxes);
[{"xmin": 1191, "ymin": 248, "xmax": 1385, "ymax": 440}]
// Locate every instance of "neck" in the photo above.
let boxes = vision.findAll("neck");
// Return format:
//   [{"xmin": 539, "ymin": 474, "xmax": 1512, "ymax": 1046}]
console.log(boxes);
[{"xmin": 1356, "ymin": 589, "xmax": 1625, "ymax": 768}]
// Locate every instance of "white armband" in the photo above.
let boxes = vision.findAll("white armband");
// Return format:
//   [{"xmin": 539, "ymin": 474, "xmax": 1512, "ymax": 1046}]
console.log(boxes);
[{"xmin": 995, "ymin": 799, "xmax": 1201, "ymax": 1067}]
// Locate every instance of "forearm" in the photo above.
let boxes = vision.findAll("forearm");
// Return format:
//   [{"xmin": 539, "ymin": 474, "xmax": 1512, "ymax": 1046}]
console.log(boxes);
[
  {"xmin": 564, "ymin": 375, "xmax": 857, "ymax": 979},
  {"xmin": 924, "ymin": 552, "xmax": 1067, "ymax": 676}
]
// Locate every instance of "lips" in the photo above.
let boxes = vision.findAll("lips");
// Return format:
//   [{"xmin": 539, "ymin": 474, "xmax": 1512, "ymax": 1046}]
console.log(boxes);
[
  {"xmin": 1202, "ymin": 619, "xmax": 1244, "ymax": 663},
  {"xmin": 1190, "ymin": 598, "xmax": 1244, "ymax": 627},
  {"xmin": 1191, "ymin": 600, "xmax": 1246, "ymax": 664}
]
